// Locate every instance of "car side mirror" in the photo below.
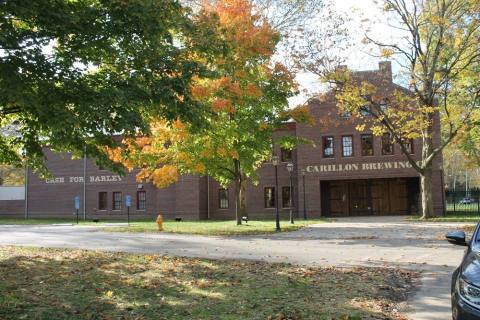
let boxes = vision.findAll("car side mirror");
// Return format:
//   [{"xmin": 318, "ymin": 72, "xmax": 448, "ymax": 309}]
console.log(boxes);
[{"xmin": 446, "ymin": 231, "xmax": 468, "ymax": 246}]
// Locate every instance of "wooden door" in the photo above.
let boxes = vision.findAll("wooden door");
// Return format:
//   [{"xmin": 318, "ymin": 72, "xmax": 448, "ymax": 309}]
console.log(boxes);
[
  {"xmin": 389, "ymin": 179, "xmax": 409, "ymax": 214},
  {"xmin": 371, "ymin": 179, "xmax": 389, "ymax": 215},
  {"xmin": 327, "ymin": 181, "xmax": 349, "ymax": 216},
  {"xmin": 348, "ymin": 180, "xmax": 371, "ymax": 215}
]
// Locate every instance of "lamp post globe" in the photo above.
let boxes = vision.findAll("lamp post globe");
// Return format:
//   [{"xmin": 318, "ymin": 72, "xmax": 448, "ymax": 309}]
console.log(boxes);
[
  {"xmin": 286, "ymin": 162, "xmax": 293, "ymax": 172},
  {"xmin": 272, "ymin": 155, "xmax": 279, "ymax": 166}
]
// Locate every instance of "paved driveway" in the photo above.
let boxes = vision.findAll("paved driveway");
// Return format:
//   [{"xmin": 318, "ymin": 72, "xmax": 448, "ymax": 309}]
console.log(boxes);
[{"xmin": 0, "ymin": 216, "xmax": 471, "ymax": 319}]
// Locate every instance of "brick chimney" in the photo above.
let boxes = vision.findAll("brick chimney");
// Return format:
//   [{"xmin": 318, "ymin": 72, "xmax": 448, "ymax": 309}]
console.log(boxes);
[{"xmin": 378, "ymin": 61, "xmax": 392, "ymax": 82}]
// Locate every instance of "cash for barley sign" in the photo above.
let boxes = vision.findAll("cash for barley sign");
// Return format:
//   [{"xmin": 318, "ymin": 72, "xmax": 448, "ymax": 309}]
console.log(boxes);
[
  {"xmin": 305, "ymin": 160, "xmax": 419, "ymax": 173},
  {"xmin": 45, "ymin": 175, "xmax": 123, "ymax": 184}
]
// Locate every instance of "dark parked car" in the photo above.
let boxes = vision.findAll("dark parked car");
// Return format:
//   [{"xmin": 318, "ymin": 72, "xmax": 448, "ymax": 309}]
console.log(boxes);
[{"xmin": 446, "ymin": 223, "xmax": 480, "ymax": 320}]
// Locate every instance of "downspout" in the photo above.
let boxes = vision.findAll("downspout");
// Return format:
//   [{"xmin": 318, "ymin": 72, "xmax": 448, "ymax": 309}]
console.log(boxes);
[{"xmin": 440, "ymin": 169, "xmax": 446, "ymax": 216}]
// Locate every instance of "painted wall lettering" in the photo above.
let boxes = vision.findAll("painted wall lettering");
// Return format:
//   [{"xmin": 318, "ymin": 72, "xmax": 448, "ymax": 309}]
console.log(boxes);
[
  {"xmin": 89, "ymin": 175, "xmax": 123, "ymax": 183},
  {"xmin": 305, "ymin": 161, "xmax": 417, "ymax": 174},
  {"xmin": 45, "ymin": 177, "xmax": 65, "ymax": 184},
  {"xmin": 45, "ymin": 175, "xmax": 123, "ymax": 184}
]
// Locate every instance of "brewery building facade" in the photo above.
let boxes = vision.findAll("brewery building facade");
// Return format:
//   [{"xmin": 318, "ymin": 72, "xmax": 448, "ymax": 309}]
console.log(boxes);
[{"xmin": 0, "ymin": 62, "xmax": 446, "ymax": 219}]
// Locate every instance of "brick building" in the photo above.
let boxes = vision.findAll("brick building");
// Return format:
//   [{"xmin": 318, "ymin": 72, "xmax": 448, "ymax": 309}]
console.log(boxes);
[{"xmin": 0, "ymin": 62, "xmax": 445, "ymax": 219}]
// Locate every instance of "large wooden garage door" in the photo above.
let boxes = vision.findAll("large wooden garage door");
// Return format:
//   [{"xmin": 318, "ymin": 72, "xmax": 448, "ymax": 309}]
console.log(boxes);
[
  {"xmin": 348, "ymin": 180, "xmax": 371, "ymax": 216},
  {"xmin": 371, "ymin": 179, "xmax": 390, "ymax": 215},
  {"xmin": 322, "ymin": 178, "xmax": 411, "ymax": 216},
  {"xmin": 327, "ymin": 181, "xmax": 348, "ymax": 216},
  {"xmin": 389, "ymin": 179, "xmax": 409, "ymax": 214}
]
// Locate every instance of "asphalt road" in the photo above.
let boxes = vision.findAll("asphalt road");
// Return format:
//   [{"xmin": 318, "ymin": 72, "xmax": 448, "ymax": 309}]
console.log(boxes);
[{"xmin": 0, "ymin": 216, "xmax": 469, "ymax": 320}]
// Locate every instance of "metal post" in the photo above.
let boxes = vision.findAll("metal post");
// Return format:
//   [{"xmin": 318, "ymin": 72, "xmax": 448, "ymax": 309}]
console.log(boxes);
[
  {"xmin": 477, "ymin": 195, "xmax": 479, "ymax": 215},
  {"xmin": 275, "ymin": 165, "xmax": 280, "ymax": 231},
  {"xmin": 24, "ymin": 162, "xmax": 28, "ymax": 219},
  {"xmin": 289, "ymin": 170, "xmax": 294, "ymax": 224},
  {"xmin": 466, "ymin": 170, "xmax": 468, "ymax": 195},
  {"xmin": 271, "ymin": 156, "xmax": 281, "ymax": 231},
  {"xmin": 76, "ymin": 208, "xmax": 79, "ymax": 224},
  {"xmin": 302, "ymin": 170, "xmax": 307, "ymax": 220},
  {"xmin": 453, "ymin": 192, "xmax": 456, "ymax": 213},
  {"xmin": 83, "ymin": 145, "xmax": 87, "ymax": 221},
  {"xmin": 126, "ymin": 195, "xmax": 131, "ymax": 226},
  {"xmin": 286, "ymin": 162, "xmax": 294, "ymax": 224}
]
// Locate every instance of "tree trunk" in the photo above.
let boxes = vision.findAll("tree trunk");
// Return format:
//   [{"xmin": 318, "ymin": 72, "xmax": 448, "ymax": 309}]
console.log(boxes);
[
  {"xmin": 239, "ymin": 177, "xmax": 247, "ymax": 220},
  {"xmin": 234, "ymin": 178, "xmax": 242, "ymax": 225},
  {"xmin": 233, "ymin": 159, "xmax": 242, "ymax": 225},
  {"xmin": 420, "ymin": 167, "xmax": 434, "ymax": 219}
]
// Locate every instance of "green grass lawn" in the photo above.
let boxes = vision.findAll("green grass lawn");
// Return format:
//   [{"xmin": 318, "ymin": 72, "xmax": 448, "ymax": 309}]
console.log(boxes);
[
  {"xmin": 0, "ymin": 217, "xmax": 327, "ymax": 236},
  {"xmin": 0, "ymin": 217, "xmax": 124, "ymax": 225},
  {"xmin": 446, "ymin": 203, "xmax": 480, "ymax": 212},
  {"xmin": 103, "ymin": 219, "xmax": 327, "ymax": 236},
  {"xmin": 0, "ymin": 246, "xmax": 416, "ymax": 320}
]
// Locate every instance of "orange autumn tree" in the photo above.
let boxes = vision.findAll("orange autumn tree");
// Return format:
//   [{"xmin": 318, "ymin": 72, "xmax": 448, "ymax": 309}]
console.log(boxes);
[{"xmin": 116, "ymin": 0, "xmax": 311, "ymax": 225}]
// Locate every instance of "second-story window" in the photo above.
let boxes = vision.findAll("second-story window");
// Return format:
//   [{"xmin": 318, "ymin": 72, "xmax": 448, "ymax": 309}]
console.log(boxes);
[
  {"xmin": 280, "ymin": 148, "xmax": 292, "ymax": 162},
  {"xmin": 341, "ymin": 111, "xmax": 351, "ymax": 119},
  {"xmin": 381, "ymin": 133, "xmax": 394, "ymax": 155},
  {"xmin": 323, "ymin": 136, "xmax": 334, "ymax": 158},
  {"xmin": 360, "ymin": 105, "xmax": 372, "ymax": 116},
  {"xmin": 402, "ymin": 138, "xmax": 414, "ymax": 154},
  {"xmin": 361, "ymin": 134, "xmax": 374, "ymax": 156},
  {"xmin": 341, "ymin": 136, "xmax": 353, "ymax": 157},
  {"xmin": 380, "ymin": 103, "xmax": 389, "ymax": 113}
]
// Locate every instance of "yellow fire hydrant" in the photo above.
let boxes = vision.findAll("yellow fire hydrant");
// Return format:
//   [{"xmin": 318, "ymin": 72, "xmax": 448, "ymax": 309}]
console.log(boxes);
[{"xmin": 156, "ymin": 214, "xmax": 164, "ymax": 231}]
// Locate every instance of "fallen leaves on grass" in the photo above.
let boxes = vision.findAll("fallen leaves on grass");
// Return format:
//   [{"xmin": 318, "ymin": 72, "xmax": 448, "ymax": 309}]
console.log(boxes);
[{"xmin": 0, "ymin": 247, "xmax": 418, "ymax": 320}]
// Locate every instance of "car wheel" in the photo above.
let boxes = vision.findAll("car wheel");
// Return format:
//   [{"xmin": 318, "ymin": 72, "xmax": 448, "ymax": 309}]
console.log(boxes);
[{"xmin": 452, "ymin": 305, "xmax": 459, "ymax": 320}]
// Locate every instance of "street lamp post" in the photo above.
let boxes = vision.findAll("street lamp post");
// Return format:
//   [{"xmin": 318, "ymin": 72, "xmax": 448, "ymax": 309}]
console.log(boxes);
[
  {"xmin": 286, "ymin": 162, "xmax": 294, "ymax": 224},
  {"xmin": 272, "ymin": 155, "xmax": 281, "ymax": 231},
  {"xmin": 301, "ymin": 169, "xmax": 307, "ymax": 220}
]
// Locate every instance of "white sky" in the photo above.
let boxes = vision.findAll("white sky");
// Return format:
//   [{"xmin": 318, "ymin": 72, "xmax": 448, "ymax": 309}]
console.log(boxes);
[{"xmin": 290, "ymin": 0, "xmax": 405, "ymax": 106}]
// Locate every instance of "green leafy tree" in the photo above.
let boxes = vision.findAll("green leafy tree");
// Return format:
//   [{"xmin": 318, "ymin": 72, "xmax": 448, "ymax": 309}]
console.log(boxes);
[
  {"xmin": 115, "ymin": 0, "xmax": 312, "ymax": 224},
  {"xmin": 0, "ymin": 0, "xmax": 206, "ymax": 173},
  {"xmin": 0, "ymin": 164, "xmax": 24, "ymax": 186}
]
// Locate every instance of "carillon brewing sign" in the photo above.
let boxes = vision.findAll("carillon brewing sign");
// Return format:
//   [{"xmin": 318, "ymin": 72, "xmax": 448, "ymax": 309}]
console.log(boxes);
[
  {"xmin": 45, "ymin": 175, "xmax": 123, "ymax": 184},
  {"xmin": 305, "ymin": 160, "xmax": 419, "ymax": 174}
]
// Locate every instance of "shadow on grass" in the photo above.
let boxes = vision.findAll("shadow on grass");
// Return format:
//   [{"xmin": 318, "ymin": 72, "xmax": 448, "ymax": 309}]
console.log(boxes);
[{"xmin": 0, "ymin": 247, "xmax": 414, "ymax": 320}]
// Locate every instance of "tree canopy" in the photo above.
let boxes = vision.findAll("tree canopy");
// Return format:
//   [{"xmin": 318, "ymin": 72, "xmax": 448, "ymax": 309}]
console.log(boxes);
[
  {"xmin": 0, "ymin": 0, "xmax": 207, "ymax": 173},
  {"xmin": 111, "ymin": 0, "xmax": 312, "ymax": 224}
]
